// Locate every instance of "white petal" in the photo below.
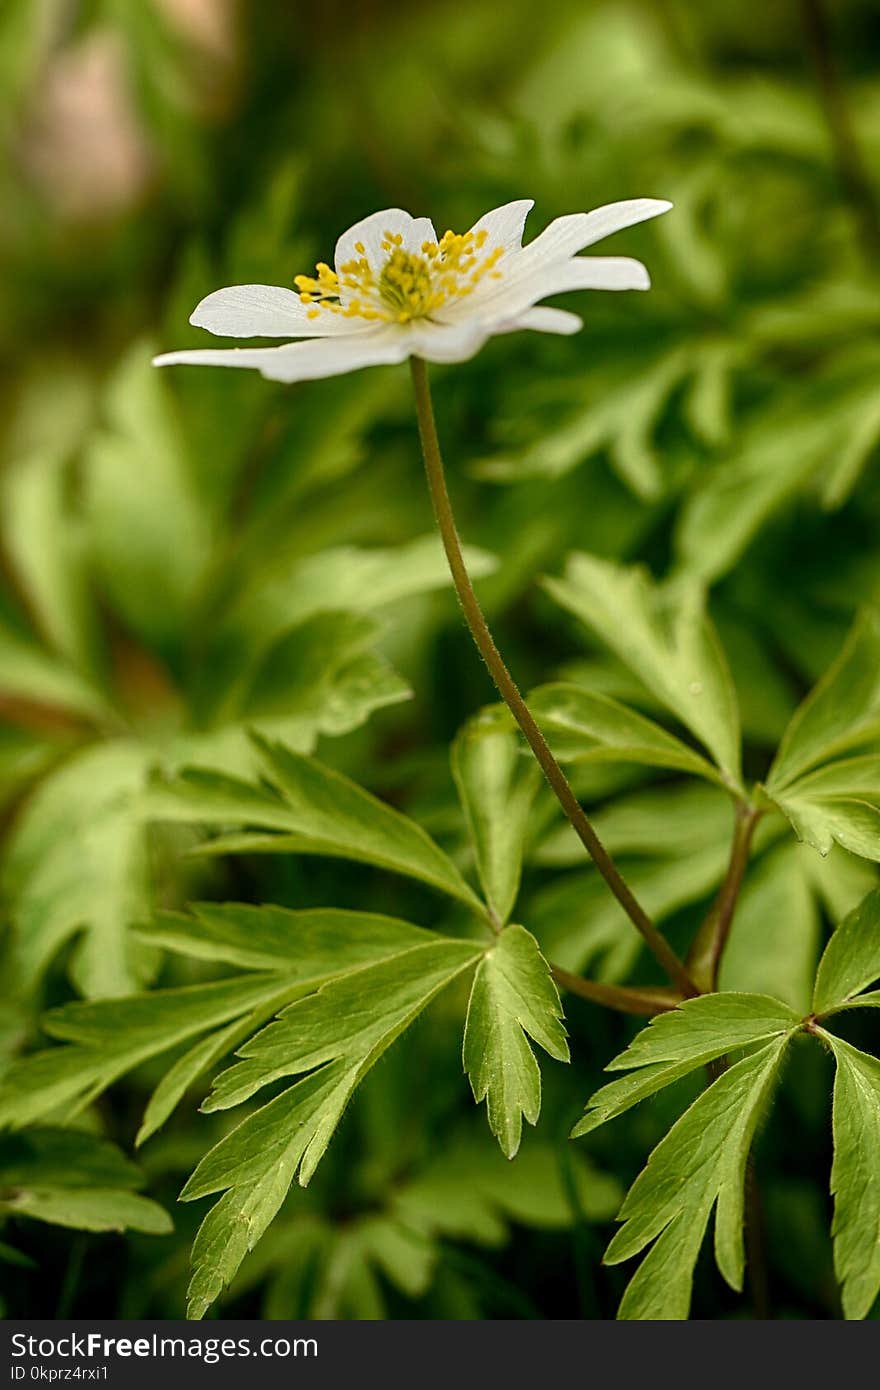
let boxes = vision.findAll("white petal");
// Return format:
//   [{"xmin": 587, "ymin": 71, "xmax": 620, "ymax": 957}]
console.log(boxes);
[
  {"xmin": 542, "ymin": 256, "xmax": 651, "ymax": 293},
  {"xmin": 465, "ymin": 199, "xmax": 534, "ymax": 252},
  {"xmin": 445, "ymin": 252, "xmax": 651, "ymax": 327},
  {"xmin": 153, "ymin": 327, "xmax": 409, "ymax": 383},
  {"xmin": 408, "ymin": 318, "xmax": 490, "ymax": 364},
  {"xmin": 519, "ymin": 198, "xmax": 672, "ymax": 264},
  {"xmin": 334, "ymin": 208, "xmax": 437, "ymax": 278},
  {"xmin": 440, "ymin": 199, "xmax": 669, "ymax": 323},
  {"xmin": 497, "ymin": 306, "xmax": 584, "ymax": 336},
  {"xmin": 189, "ymin": 284, "xmax": 366, "ymax": 338}
]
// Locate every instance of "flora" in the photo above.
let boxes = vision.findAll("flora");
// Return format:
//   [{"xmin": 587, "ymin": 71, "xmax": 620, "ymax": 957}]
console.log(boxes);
[
  {"xmin": 153, "ymin": 200, "xmax": 669, "ymax": 379},
  {"xmin": 2, "ymin": 0, "xmax": 880, "ymax": 1326}
]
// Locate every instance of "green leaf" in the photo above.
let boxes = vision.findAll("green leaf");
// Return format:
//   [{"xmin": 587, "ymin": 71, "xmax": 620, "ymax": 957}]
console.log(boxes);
[
  {"xmin": 0, "ymin": 1241, "xmax": 36, "ymax": 1269},
  {"xmin": 675, "ymin": 367, "xmax": 880, "ymax": 582},
  {"xmin": 528, "ymin": 681, "xmax": 724, "ymax": 784},
  {"xmin": 473, "ymin": 345, "xmax": 697, "ymax": 498},
  {"xmin": 767, "ymin": 610, "xmax": 880, "ymax": 791},
  {"xmin": 181, "ymin": 935, "xmax": 481, "ymax": 1317},
  {"xmin": 394, "ymin": 1139, "xmax": 621, "ymax": 1245},
  {"xmin": 813, "ymin": 888, "xmax": 880, "ymax": 1016},
  {"xmin": 573, "ymin": 993, "xmax": 799, "ymax": 1137},
  {"xmin": 135, "ymin": 905, "xmax": 427, "ymax": 1144},
  {"xmin": 6, "ymin": 1188, "xmax": 172, "ymax": 1235},
  {"xmin": 150, "ymin": 738, "xmax": 487, "ymax": 918},
  {"xmin": 463, "ymin": 925, "xmax": 569, "ymax": 1158},
  {"xmin": 605, "ymin": 1039, "xmax": 790, "ymax": 1319},
  {"xmin": 226, "ymin": 533, "xmax": 498, "ymax": 646},
  {"xmin": 136, "ymin": 903, "xmax": 430, "ymax": 973},
  {"xmin": 543, "ymin": 553, "xmax": 741, "ymax": 787},
  {"xmin": 1, "ymin": 453, "xmax": 95, "ymax": 671},
  {"xmin": 0, "ymin": 1129, "xmax": 172, "ymax": 1236},
  {"xmin": 4, "ymin": 741, "xmax": 154, "ymax": 996},
  {"xmin": 768, "ymin": 756, "xmax": 880, "ymax": 863},
  {"xmin": 533, "ymin": 786, "xmax": 739, "ymax": 983},
  {"xmin": 826, "ymin": 1035, "xmax": 880, "ymax": 1319},
  {"xmin": 451, "ymin": 708, "xmax": 540, "ymax": 927},
  {"xmin": 178, "ymin": 612, "xmax": 410, "ymax": 775},
  {"xmin": 718, "ymin": 843, "xmax": 821, "ymax": 1010},
  {"xmin": 238, "ymin": 612, "xmax": 409, "ymax": 743},
  {"xmin": 200, "ymin": 937, "xmax": 482, "ymax": 1120},
  {"xmin": 0, "ymin": 973, "xmax": 297, "ymax": 1129},
  {"xmin": 82, "ymin": 341, "xmax": 214, "ymax": 646},
  {"xmin": 0, "ymin": 621, "xmax": 109, "ymax": 724},
  {"xmin": 136, "ymin": 1011, "xmax": 265, "ymax": 1148},
  {"xmin": 0, "ymin": 904, "xmax": 441, "ymax": 1134}
]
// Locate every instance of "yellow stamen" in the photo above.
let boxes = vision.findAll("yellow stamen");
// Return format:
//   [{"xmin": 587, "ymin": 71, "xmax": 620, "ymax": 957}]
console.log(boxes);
[{"xmin": 291, "ymin": 223, "xmax": 505, "ymax": 325}]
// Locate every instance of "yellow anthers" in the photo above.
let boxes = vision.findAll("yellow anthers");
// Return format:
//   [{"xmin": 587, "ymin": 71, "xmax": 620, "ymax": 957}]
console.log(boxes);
[
  {"xmin": 294, "ymin": 260, "xmax": 341, "ymax": 308},
  {"xmin": 293, "ymin": 225, "xmax": 505, "ymax": 324}
]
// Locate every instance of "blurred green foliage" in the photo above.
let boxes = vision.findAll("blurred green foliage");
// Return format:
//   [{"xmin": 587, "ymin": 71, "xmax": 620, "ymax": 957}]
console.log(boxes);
[{"xmin": 1, "ymin": 0, "xmax": 880, "ymax": 1320}]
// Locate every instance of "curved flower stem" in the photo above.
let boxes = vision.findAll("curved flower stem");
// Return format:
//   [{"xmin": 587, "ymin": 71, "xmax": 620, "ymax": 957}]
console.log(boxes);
[
  {"xmin": 686, "ymin": 802, "xmax": 761, "ymax": 992},
  {"xmin": 410, "ymin": 357, "xmax": 698, "ymax": 998}
]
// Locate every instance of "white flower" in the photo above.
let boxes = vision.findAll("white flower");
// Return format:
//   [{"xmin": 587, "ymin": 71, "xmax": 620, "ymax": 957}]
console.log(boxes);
[{"xmin": 153, "ymin": 198, "xmax": 671, "ymax": 383}]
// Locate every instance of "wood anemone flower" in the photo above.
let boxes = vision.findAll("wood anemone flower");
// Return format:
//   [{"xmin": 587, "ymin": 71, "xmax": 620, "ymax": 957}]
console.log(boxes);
[{"xmin": 153, "ymin": 198, "xmax": 671, "ymax": 382}]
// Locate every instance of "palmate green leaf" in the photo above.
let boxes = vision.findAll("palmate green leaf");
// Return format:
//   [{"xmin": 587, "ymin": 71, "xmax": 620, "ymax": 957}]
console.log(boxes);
[
  {"xmin": 181, "ymin": 935, "xmax": 482, "ymax": 1318},
  {"xmin": 0, "ymin": 1129, "xmax": 171, "ymax": 1237},
  {"xmin": 0, "ymin": 905, "xmax": 436, "ymax": 1135},
  {"xmin": 543, "ymin": 553, "xmax": 742, "ymax": 789},
  {"xmin": 463, "ymin": 925, "xmax": 568, "ymax": 1158},
  {"xmin": 0, "ymin": 973, "xmax": 297, "ymax": 1130},
  {"xmin": 767, "ymin": 756, "xmax": 880, "ymax": 863},
  {"xmin": 150, "ymin": 737, "xmax": 487, "ymax": 919},
  {"xmin": 173, "ymin": 612, "xmax": 410, "ymax": 778},
  {"xmin": 451, "ymin": 708, "xmax": 540, "ymax": 927},
  {"xmin": 767, "ymin": 610, "xmax": 880, "ymax": 792},
  {"xmin": 572, "ymin": 993, "xmax": 799, "ymax": 1137},
  {"xmin": 813, "ymin": 888, "xmax": 880, "ymax": 1016},
  {"xmin": 825, "ymin": 1035, "xmax": 880, "ymax": 1319},
  {"xmin": 4, "ymin": 741, "xmax": 154, "ymax": 997},
  {"xmin": 528, "ymin": 681, "xmax": 724, "ymax": 785},
  {"xmin": 605, "ymin": 1040, "xmax": 790, "ymax": 1319},
  {"xmin": 135, "ymin": 904, "xmax": 435, "ymax": 1145},
  {"xmin": 237, "ymin": 611, "xmax": 408, "ymax": 744}
]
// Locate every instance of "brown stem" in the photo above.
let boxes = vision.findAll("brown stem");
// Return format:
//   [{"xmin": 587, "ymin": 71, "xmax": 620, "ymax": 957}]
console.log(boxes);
[
  {"xmin": 551, "ymin": 967, "xmax": 681, "ymax": 1017},
  {"xmin": 686, "ymin": 803, "xmax": 761, "ymax": 992},
  {"xmin": 800, "ymin": 0, "xmax": 880, "ymax": 257},
  {"xmin": 410, "ymin": 357, "xmax": 698, "ymax": 998}
]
